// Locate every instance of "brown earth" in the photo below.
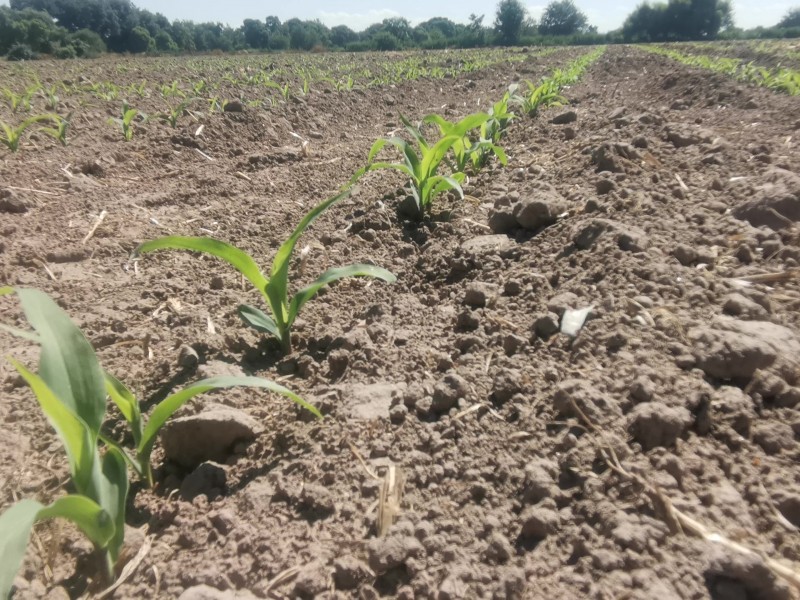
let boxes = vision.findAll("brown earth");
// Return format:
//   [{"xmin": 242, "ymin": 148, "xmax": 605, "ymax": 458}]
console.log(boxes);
[{"xmin": 1, "ymin": 45, "xmax": 800, "ymax": 599}]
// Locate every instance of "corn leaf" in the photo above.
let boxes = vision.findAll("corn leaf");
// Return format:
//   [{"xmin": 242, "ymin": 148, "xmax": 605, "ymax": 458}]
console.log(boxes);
[
  {"xmin": 94, "ymin": 448, "xmax": 128, "ymax": 563},
  {"xmin": 0, "ymin": 496, "xmax": 114, "ymax": 599},
  {"xmin": 0, "ymin": 500, "xmax": 41, "ymax": 599},
  {"xmin": 267, "ymin": 189, "xmax": 351, "ymax": 324},
  {"xmin": 137, "ymin": 237, "xmax": 269, "ymax": 293},
  {"xmin": 10, "ymin": 359, "xmax": 97, "ymax": 494},
  {"xmin": 15, "ymin": 288, "xmax": 106, "ymax": 436},
  {"xmin": 288, "ymin": 264, "xmax": 397, "ymax": 323},
  {"xmin": 105, "ymin": 374, "xmax": 143, "ymax": 447},
  {"xmin": 138, "ymin": 375, "xmax": 320, "ymax": 466},
  {"xmin": 238, "ymin": 304, "xmax": 280, "ymax": 337}
]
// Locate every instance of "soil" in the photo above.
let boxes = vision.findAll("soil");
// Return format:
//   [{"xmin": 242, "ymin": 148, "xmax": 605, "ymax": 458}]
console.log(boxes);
[{"xmin": 1, "ymin": 45, "xmax": 800, "ymax": 600}]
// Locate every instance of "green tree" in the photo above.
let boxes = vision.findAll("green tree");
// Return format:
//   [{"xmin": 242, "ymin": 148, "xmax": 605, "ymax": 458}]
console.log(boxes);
[
  {"xmin": 154, "ymin": 29, "xmax": 177, "ymax": 51},
  {"xmin": 494, "ymin": 0, "xmax": 527, "ymax": 45},
  {"xmin": 127, "ymin": 25, "xmax": 153, "ymax": 53},
  {"xmin": 538, "ymin": 0, "xmax": 592, "ymax": 35},
  {"xmin": 330, "ymin": 24, "xmax": 357, "ymax": 48},
  {"xmin": 623, "ymin": 0, "xmax": 732, "ymax": 41},
  {"xmin": 777, "ymin": 7, "xmax": 800, "ymax": 27}
]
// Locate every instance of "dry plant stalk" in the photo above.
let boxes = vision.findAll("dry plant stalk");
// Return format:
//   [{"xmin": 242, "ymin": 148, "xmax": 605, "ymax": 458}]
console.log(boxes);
[{"xmin": 377, "ymin": 465, "xmax": 404, "ymax": 537}]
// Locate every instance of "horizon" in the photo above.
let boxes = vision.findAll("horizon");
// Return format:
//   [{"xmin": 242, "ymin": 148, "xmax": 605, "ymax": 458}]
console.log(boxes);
[{"xmin": 0, "ymin": 0, "xmax": 793, "ymax": 34}]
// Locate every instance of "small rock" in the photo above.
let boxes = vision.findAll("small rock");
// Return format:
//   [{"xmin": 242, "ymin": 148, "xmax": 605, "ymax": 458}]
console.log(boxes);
[
  {"xmin": 520, "ymin": 506, "xmax": 560, "ymax": 539},
  {"xmin": 513, "ymin": 197, "xmax": 566, "ymax": 230},
  {"xmin": 690, "ymin": 317, "xmax": 796, "ymax": 380},
  {"xmin": 483, "ymin": 532, "xmax": 514, "ymax": 563},
  {"xmin": 491, "ymin": 369, "xmax": 522, "ymax": 404},
  {"xmin": 383, "ymin": 94, "xmax": 397, "ymax": 106},
  {"xmin": 705, "ymin": 546, "xmax": 791, "ymax": 600},
  {"xmin": 488, "ymin": 207, "xmax": 517, "ymax": 234},
  {"xmin": 300, "ymin": 484, "xmax": 335, "ymax": 516},
  {"xmin": 464, "ymin": 282, "xmax": 499, "ymax": 308},
  {"xmin": 629, "ymin": 377, "xmax": 655, "ymax": 403},
  {"xmin": 367, "ymin": 535, "xmax": 424, "ymax": 574},
  {"xmin": 596, "ymin": 179, "xmax": 615, "ymax": 195},
  {"xmin": 722, "ymin": 294, "xmax": 767, "ymax": 319},
  {"xmin": 438, "ymin": 575, "xmax": 468, "ymax": 600},
  {"xmin": 223, "ymin": 100, "xmax": 244, "ymax": 113},
  {"xmin": 432, "ymin": 373, "xmax": 470, "ymax": 413},
  {"xmin": 734, "ymin": 244, "xmax": 754, "ymax": 264},
  {"xmin": 743, "ymin": 99, "xmax": 758, "ymax": 110},
  {"xmin": 0, "ymin": 190, "xmax": 28, "ymax": 214},
  {"xmin": 752, "ymin": 423, "xmax": 796, "ymax": 455},
  {"xmin": 551, "ymin": 110, "xmax": 577, "ymax": 125},
  {"xmin": 177, "ymin": 344, "xmax": 200, "ymax": 369},
  {"xmin": 628, "ymin": 403, "xmax": 691, "ymax": 451},
  {"xmin": 776, "ymin": 494, "xmax": 800, "ymax": 528},
  {"xmin": 673, "ymin": 244, "xmax": 697, "ymax": 266},
  {"xmin": 293, "ymin": 562, "xmax": 328, "ymax": 597},
  {"xmin": 334, "ymin": 556, "xmax": 373, "ymax": 590},
  {"xmin": 161, "ymin": 405, "xmax": 263, "ymax": 468},
  {"xmin": 533, "ymin": 313, "xmax": 560, "ymax": 339},
  {"xmin": 563, "ymin": 127, "xmax": 577, "ymax": 140},
  {"xmin": 180, "ymin": 462, "xmax": 227, "ymax": 500}
]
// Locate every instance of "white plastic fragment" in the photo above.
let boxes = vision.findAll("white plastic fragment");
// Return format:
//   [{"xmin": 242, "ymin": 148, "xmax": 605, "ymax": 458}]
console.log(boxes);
[{"xmin": 560, "ymin": 306, "xmax": 594, "ymax": 337}]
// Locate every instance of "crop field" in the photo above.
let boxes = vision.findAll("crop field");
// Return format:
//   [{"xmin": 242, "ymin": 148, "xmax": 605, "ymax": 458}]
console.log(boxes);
[{"xmin": 1, "ymin": 43, "xmax": 800, "ymax": 599}]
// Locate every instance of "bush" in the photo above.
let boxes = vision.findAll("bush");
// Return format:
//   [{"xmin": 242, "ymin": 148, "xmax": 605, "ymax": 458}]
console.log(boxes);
[
  {"xmin": 53, "ymin": 44, "xmax": 77, "ymax": 59},
  {"xmin": 6, "ymin": 43, "xmax": 36, "ymax": 61},
  {"xmin": 344, "ymin": 40, "xmax": 370, "ymax": 52},
  {"xmin": 69, "ymin": 29, "xmax": 106, "ymax": 57},
  {"xmin": 372, "ymin": 31, "xmax": 400, "ymax": 51}
]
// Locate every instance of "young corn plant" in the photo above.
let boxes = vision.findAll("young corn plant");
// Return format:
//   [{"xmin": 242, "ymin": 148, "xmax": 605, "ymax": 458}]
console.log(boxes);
[
  {"xmin": 159, "ymin": 98, "xmax": 197, "ymax": 128},
  {"xmin": 2, "ymin": 83, "xmax": 40, "ymax": 113},
  {"xmin": 422, "ymin": 112, "xmax": 508, "ymax": 174},
  {"xmin": 40, "ymin": 112, "xmax": 72, "ymax": 146},
  {"xmin": 360, "ymin": 115, "xmax": 466, "ymax": 221},
  {"xmin": 136, "ymin": 189, "xmax": 396, "ymax": 354},
  {"xmin": 514, "ymin": 79, "xmax": 567, "ymax": 116},
  {"xmin": 0, "ymin": 114, "xmax": 61, "ymax": 152},
  {"xmin": 39, "ymin": 84, "xmax": 61, "ymax": 110},
  {"xmin": 0, "ymin": 287, "xmax": 129, "ymax": 592},
  {"xmin": 109, "ymin": 101, "xmax": 141, "ymax": 141}
]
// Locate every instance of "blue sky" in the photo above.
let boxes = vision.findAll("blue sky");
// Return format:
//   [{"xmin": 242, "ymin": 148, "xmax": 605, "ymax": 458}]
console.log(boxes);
[{"xmin": 0, "ymin": 1, "xmax": 793, "ymax": 33}]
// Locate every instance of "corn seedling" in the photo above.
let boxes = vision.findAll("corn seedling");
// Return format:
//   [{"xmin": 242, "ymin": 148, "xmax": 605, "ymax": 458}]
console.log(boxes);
[
  {"xmin": 482, "ymin": 91, "xmax": 515, "ymax": 145},
  {"xmin": 0, "ymin": 114, "xmax": 61, "ymax": 152},
  {"xmin": 128, "ymin": 80, "xmax": 149, "ymax": 98},
  {"xmin": 2, "ymin": 83, "xmax": 40, "ymax": 113},
  {"xmin": 0, "ymin": 288, "xmax": 316, "ymax": 595},
  {"xmin": 360, "ymin": 115, "xmax": 466, "ymax": 220},
  {"xmin": 159, "ymin": 98, "xmax": 197, "ymax": 128},
  {"xmin": 160, "ymin": 80, "xmax": 185, "ymax": 99},
  {"xmin": 39, "ymin": 84, "xmax": 61, "ymax": 110},
  {"xmin": 422, "ymin": 112, "xmax": 508, "ymax": 174},
  {"xmin": 109, "ymin": 101, "xmax": 141, "ymax": 141},
  {"xmin": 514, "ymin": 78, "xmax": 567, "ymax": 115},
  {"xmin": 39, "ymin": 112, "xmax": 72, "ymax": 146},
  {"xmin": 0, "ymin": 288, "xmax": 129, "ymax": 591},
  {"xmin": 136, "ymin": 189, "xmax": 396, "ymax": 354}
]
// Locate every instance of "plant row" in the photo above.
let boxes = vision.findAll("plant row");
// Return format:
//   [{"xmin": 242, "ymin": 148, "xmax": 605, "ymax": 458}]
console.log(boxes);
[
  {"xmin": 0, "ymin": 46, "xmax": 606, "ymax": 596},
  {"xmin": 640, "ymin": 45, "xmax": 800, "ymax": 96},
  {"xmin": 0, "ymin": 48, "xmax": 557, "ymax": 152}
]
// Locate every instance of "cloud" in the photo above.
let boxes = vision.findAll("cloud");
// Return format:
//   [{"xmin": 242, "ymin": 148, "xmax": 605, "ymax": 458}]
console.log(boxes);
[{"xmin": 317, "ymin": 8, "xmax": 403, "ymax": 30}]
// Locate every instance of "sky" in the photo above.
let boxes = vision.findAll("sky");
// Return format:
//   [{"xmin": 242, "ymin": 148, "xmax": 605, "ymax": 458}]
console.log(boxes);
[{"xmin": 0, "ymin": 0, "xmax": 794, "ymax": 33}]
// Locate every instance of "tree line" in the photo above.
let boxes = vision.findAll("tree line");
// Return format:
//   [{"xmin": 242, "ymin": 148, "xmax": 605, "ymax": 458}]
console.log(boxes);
[{"xmin": 2, "ymin": 0, "xmax": 799, "ymax": 60}]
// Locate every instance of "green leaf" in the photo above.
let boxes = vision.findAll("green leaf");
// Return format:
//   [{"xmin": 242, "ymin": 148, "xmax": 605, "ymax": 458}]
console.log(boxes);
[
  {"xmin": 105, "ymin": 374, "xmax": 142, "ymax": 448},
  {"xmin": 0, "ymin": 500, "xmax": 42, "ymax": 599},
  {"xmin": 137, "ymin": 237, "xmax": 269, "ymax": 294},
  {"xmin": 138, "ymin": 376, "xmax": 321, "ymax": 469},
  {"xmin": 288, "ymin": 264, "xmax": 396, "ymax": 324},
  {"xmin": 0, "ymin": 495, "xmax": 116, "ymax": 598},
  {"xmin": 38, "ymin": 495, "xmax": 115, "ymax": 549},
  {"xmin": 365, "ymin": 161, "xmax": 414, "ymax": 180},
  {"xmin": 95, "ymin": 448, "xmax": 128, "ymax": 563},
  {"xmin": 420, "ymin": 135, "xmax": 461, "ymax": 180},
  {"xmin": 10, "ymin": 359, "xmax": 97, "ymax": 494},
  {"xmin": 0, "ymin": 286, "xmax": 13, "ymax": 296},
  {"xmin": 268, "ymin": 189, "xmax": 351, "ymax": 325},
  {"xmin": 15, "ymin": 288, "xmax": 107, "ymax": 436},
  {"xmin": 238, "ymin": 304, "xmax": 280, "ymax": 338}
]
